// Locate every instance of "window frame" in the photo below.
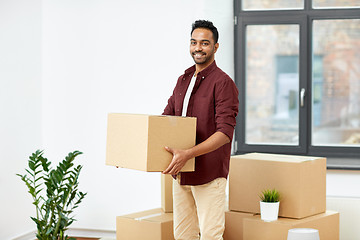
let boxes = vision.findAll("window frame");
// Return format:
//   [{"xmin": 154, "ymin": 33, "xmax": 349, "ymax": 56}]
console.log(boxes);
[{"xmin": 234, "ymin": 0, "xmax": 360, "ymax": 160}]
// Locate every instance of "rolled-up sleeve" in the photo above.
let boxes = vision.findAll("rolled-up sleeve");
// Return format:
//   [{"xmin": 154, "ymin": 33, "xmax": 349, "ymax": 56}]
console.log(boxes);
[{"xmin": 214, "ymin": 78, "xmax": 239, "ymax": 140}]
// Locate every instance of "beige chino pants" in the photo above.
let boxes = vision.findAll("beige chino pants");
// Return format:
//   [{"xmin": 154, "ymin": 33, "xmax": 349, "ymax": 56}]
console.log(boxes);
[{"xmin": 173, "ymin": 177, "xmax": 227, "ymax": 240}]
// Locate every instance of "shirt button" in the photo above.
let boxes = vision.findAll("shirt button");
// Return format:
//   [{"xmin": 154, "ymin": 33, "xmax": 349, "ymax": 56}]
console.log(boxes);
[
  {"xmin": 182, "ymin": 77, "xmax": 185, "ymax": 81},
  {"xmin": 202, "ymin": 76, "xmax": 205, "ymax": 79},
  {"xmin": 177, "ymin": 109, "xmax": 180, "ymax": 112}
]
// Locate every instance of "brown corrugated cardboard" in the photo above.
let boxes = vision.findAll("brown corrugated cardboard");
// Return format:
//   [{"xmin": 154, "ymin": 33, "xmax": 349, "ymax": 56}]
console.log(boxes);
[
  {"xmin": 229, "ymin": 153, "xmax": 326, "ymax": 219},
  {"xmin": 116, "ymin": 208, "xmax": 174, "ymax": 240},
  {"xmin": 106, "ymin": 113, "xmax": 196, "ymax": 172},
  {"xmin": 223, "ymin": 211, "xmax": 255, "ymax": 240},
  {"xmin": 243, "ymin": 210, "xmax": 339, "ymax": 240},
  {"xmin": 161, "ymin": 174, "xmax": 173, "ymax": 213}
]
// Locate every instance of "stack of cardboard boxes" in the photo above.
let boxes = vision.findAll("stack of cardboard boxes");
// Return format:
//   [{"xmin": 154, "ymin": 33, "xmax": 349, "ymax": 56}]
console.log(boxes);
[
  {"xmin": 106, "ymin": 114, "xmax": 340, "ymax": 239},
  {"xmin": 224, "ymin": 153, "xmax": 340, "ymax": 240},
  {"xmin": 106, "ymin": 113, "xmax": 195, "ymax": 240}
]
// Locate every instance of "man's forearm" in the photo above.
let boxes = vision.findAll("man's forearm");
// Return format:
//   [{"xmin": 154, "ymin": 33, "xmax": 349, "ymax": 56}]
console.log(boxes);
[{"xmin": 186, "ymin": 131, "xmax": 230, "ymax": 159}]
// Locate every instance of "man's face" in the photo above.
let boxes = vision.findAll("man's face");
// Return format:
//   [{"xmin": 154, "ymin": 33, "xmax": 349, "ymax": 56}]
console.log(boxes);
[{"xmin": 190, "ymin": 28, "xmax": 219, "ymax": 66}]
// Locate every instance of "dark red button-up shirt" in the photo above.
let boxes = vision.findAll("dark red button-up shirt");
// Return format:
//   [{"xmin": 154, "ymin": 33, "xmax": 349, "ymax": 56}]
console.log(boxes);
[{"xmin": 163, "ymin": 61, "xmax": 239, "ymax": 185}]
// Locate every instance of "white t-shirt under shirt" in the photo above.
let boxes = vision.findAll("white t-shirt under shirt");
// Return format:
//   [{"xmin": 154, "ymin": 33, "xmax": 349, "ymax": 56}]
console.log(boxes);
[{"xmin": 182, "ymin": 73, "xmax": 196, "ymax": 116}]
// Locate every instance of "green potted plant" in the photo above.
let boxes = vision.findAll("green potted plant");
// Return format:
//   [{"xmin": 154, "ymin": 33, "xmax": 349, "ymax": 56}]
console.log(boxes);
[
  {"xmin": 17, "ymin": 150, "xmax": 87, "ymax": 240},
  {"xmin": 259, "ymin": 188, "xmax": 280, "ymax": 222}
]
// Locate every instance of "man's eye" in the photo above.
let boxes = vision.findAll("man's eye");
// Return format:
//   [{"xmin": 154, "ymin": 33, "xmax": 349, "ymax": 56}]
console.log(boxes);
[
  {"xmin": 202, "ymin": 42, "xmax": 209, "ymax": 46},
  {"xmin": 191, "ymin": 42, "xmax": 196, "ymax": 45}
]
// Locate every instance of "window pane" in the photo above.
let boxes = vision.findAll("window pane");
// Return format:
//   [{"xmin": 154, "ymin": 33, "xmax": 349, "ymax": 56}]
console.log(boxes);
[
  {"xmin": 313, "ymin": 0, "xmax": 360, "ymax": 9},
  {"xmin": 242, "ymin": 0, "xmax": 304, "ymax": 10},
  {"xmin": 312, "ymin": 19, "xmax": 360, "ymax": 146},
  {"xmin": 245, "ymin": 25, "xmax": 300, "ymax": 145}
]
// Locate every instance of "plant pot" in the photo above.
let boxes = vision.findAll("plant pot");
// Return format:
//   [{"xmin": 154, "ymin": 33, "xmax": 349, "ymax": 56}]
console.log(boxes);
[{"xmin": 260, "ymin": 201, "xmax": 280, "ymax": 222}]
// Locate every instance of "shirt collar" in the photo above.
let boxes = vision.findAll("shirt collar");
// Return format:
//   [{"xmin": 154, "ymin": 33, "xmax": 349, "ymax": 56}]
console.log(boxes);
[{"xmin": 184, "ymin": 60, "xmax": 217, "ymax": 78}]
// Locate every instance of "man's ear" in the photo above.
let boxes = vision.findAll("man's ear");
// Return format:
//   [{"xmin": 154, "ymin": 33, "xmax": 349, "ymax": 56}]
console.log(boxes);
[{"xmin": 214, "ymin": 43, "xmax": 219, "ymax": 53}]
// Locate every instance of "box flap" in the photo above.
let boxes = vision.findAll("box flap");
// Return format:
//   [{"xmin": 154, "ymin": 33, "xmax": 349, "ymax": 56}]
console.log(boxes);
[
  {"xmin": 232, "ymin": 153, "xmax": 325, "ymax": 163},
  {"xmin": 119, "ymin": 208, "xmax": 173, "ymax": 223},
  {"xmin": 121, "ymin": 208, "xmax": 162, "ymax": 219}
]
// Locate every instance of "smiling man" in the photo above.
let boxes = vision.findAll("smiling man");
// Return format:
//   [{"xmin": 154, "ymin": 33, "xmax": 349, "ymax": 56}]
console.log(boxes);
[{"xmin": 162, "ymin": 20, "xmax": 239, "ymax": 239}]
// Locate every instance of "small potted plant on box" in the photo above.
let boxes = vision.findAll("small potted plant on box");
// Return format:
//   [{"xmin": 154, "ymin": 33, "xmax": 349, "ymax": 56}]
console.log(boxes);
[{"xmin": 259, "ymin": 188, "xmax": 280, "ymax": 222}]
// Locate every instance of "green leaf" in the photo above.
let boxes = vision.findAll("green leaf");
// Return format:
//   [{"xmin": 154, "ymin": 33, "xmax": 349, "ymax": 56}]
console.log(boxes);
[
  {"xmin": 35, "ymin": 176, "xmax": 44, "ymax": 183},
  {"xmin": 36, "ymin": 188, "xmax": 43, "ymax": 195},
  {"xmin": 16, "ymin": 173, "xmax": 25, "ymax": 181},
  {"xmin": 29, "ymin": 161, "xmax": 35, "ymax": 170},
  {"xmin": 46, "ymin": 226, "xmax": 54, "ymax": 235},
  {"xmin": 25, "ymin": 169, "xmax": 35, "ymax": 177}
]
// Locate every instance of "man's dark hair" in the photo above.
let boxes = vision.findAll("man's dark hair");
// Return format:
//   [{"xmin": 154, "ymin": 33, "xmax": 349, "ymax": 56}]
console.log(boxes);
[{"xmin": 191, "ymin": 20, "xmax": 219, "ymax": 43}]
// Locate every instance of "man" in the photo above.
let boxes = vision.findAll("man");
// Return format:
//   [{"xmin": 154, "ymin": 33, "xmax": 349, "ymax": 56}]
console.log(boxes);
[{"xmin": 162, "ymin": 20, "xmax": 239, "ymax": 240}]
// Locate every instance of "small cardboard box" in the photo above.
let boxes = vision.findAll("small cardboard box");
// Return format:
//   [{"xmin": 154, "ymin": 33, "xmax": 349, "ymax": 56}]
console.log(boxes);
[
  {"xmin": 223, "ymin": 211, "xmax": 255, "ymax": 240},
  {"xmin": 161, "ymin": 174, "xmax": 173, "ymax": 213},
  {"xmin": 243, "ymin": 210, "xmax": 339, "ymax": 240},
  {"xmin": 116, "ymin": 208, "xmax": 174, "ymax": 240},
  {"xmin": 106, "ymin": 113, "xmax": 196, "ymax": 172},
  {"xmin": 229, "ymin": 153, "xmax": 326, "ymax": 219}
]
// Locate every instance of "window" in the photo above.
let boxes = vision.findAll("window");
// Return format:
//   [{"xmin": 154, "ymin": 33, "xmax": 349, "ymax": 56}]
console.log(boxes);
[
  {"xmin": 245, "ymin": 25, "xmax": 300, "ymax": 146},
  {"xmin": 242, "ymin": 0, "xmax": 304, "ymax": 10},
  {"xmin": 234, "ymin": 0, "xmax": 360, "ymax": 159},
  {"xmin": 312, "ymin": 19, "xmax": 360, "ymax": 147},
  {"xmin": 313, "ymin": 0, "xmax": 360, "ymax": 9}
]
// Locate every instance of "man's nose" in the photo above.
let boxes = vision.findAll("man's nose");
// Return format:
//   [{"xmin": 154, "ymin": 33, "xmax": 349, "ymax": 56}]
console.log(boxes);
[{"xmin": 195, "ymin": 43, "xmax": 202, "ymax": 51}]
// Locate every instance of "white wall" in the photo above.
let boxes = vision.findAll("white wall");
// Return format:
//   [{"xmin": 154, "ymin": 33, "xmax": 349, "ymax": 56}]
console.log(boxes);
[
  {"xmin": 1, "ymin": 0, "xmax": 360, "ymax": 239},
  {"xmin": 0, "ymin": 0, "xmax": 42, "ymax": 239},
  {"xmin": 327, "ymin": 170, "xmax": 360, "ymax": 239},
  {"xmin": 327, "ymin": 170, "xmax": 360, "ymax": 197}
]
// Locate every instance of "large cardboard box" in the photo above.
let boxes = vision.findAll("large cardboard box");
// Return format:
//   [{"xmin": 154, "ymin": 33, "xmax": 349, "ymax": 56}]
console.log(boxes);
[
  {"xmin": 106, "ymin": 113, "xmax": 196, "ymax": 172},
  {"xmin": 116, "ymin": 208, "xmax": 174, "ymax": 240},
  {"xmin": 229, "ymin": 153, "xmax": 326, "ymax": 219},
  {"xmin": 223, "ymin": 211, "xmax": 255, "ymax": 240},
  {"xmin": 161, "ymin": 174, "xmax": 173, "ymax": 213},
  {"xmin": 243, "ymin": 210, "xmax": 339, "ymax": 240}
]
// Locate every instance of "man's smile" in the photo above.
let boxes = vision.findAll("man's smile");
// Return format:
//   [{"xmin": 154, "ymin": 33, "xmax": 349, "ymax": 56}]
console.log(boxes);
[{"xmin": 193, "ymin": 52, "xmax": 205, "ymax": 58}]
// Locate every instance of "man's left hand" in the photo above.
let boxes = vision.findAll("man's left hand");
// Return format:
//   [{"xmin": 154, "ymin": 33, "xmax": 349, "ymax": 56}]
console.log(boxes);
[{"xmin": 162, "ymin": 146, "xmax": 191, "ymax": 175}]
